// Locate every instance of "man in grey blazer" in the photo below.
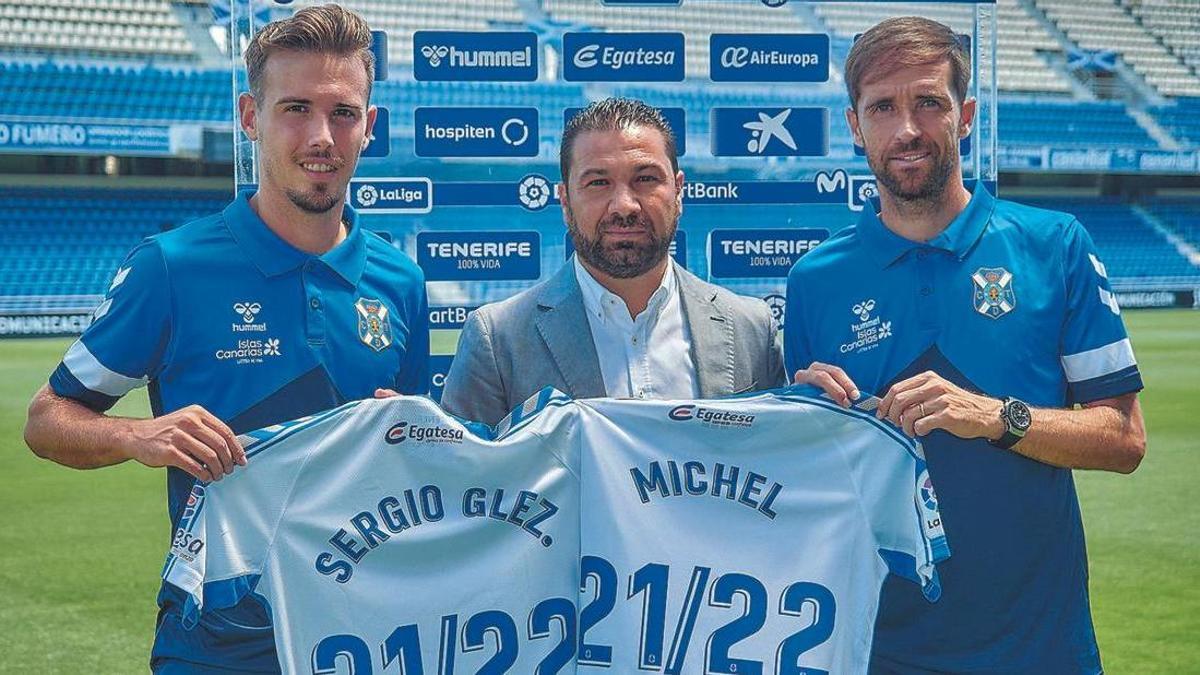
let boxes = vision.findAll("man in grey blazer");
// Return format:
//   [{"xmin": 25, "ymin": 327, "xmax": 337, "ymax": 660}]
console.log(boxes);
[{"xmin": 441, "ymin": 98, "xmax": 785, "ymax": 426}]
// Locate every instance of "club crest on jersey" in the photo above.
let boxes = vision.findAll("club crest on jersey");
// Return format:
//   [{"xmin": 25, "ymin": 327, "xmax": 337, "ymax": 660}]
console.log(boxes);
[
  {"xmin": 355, "ymin": 298, "xmax": 392, "ymax": 352},
  {"xmin": 971, "ymin": 267, "xmax": 1016, "ymax": 319}
]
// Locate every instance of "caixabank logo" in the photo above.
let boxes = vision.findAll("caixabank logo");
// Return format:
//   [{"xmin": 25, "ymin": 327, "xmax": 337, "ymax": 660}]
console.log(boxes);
[
  {"xmin": 710, "ymin": 33, "xmax": 829, "ymax": 82},
  {"xmin": 711, "ymin": 107, "xmax": 829, "ymax": 157},
  {"xmin": 347, "ymin": 178, "xmax": 432, "ymax": 214},
  {"xmin": 563, "ymin": 32, "xmax": 685, "ymax": 82},
  {"xmin": 413, "ymin": 31, "xmax": 537, "ymax": 81}
]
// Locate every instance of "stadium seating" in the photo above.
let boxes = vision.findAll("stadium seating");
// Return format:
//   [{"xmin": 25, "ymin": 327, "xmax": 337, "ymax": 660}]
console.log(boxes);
[
  {"xmin": 0, "ymin": 0, "xmax": 195, "ymax": 59},
  {"xmin": 1020, "ymin": 197, "xmax": 1199, "ymax": 280},
  {"xmin": 1120, "ymin": 0, "xmax": 1200, "ymax": 75},
  {"xmin": 1032, "ymin": 0, "xmax": 1200, "ymax": 97},
  {"xmin": 1142, "ymin": 198, "xmax": 1200, "ymax": 252},
  {"xmin": 999, "ymin": 99, "xmax": 1158, "ymax": 149},
  {"xmin": 0, "ymin": 188, "xmax": 227, "ymax": 299},
  {"xmin": 0, "ymin": 61, "xmax": 229, "ymax": 122},
  {"xmin": 1149, "ymin": 97, "xmax": 1200, "ymax": 147}
]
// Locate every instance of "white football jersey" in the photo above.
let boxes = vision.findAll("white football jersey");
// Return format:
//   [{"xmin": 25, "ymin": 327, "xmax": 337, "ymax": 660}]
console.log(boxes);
[
  {"xmin": 575, "ymin": 393, "xmax": 948, "ymax": 675},
  {"xmin": 163, "ymin": 392, "xmax": 580, "ymax": 675}
]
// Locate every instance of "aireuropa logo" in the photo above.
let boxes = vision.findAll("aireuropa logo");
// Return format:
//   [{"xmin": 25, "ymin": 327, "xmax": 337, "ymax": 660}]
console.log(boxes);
[
  {"xmin": 668, "ymin": 404, "xmax": 756, "ymax": 428},
  {"xmin": 710, "ymin": 34, "xmax": 829, "ymax": 82},
  {"xmin": 414, "ymin": 107, "xmax": 538, "ymax": 158},
  {"xmin": 413, "ymin": 31, "xmax": 537, "ymax": 81},
  {"xmin": 711, "ymin": 107, "xmax": 828, "ymax": 157},
  {"xmin": 563, "ymin": 32, "xmax": 685, "ymax": 82},
  {"xmin": 417, "ymin": 231, "xmax": 541, "ymax": 281},
  {"xmin": 385, "ymin": 421, "xmax": 464, "ymax": 445},
  {"xmin": 708, "ymin": 228, "xmax": 827, "ymax": 279},
  {"xmin": 347, "ymin": 178, "xmax": 432, "ymax": 214}
]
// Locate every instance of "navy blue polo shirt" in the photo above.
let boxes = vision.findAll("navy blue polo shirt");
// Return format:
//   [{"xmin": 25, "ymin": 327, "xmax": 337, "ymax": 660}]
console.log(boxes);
[
  {"xmin": 785, "ymin": 182, "xmax": 1141, "ymax": 674},
  {"xmin": 50, "ymin": 191, "xmax": 429, "ymax": 672}
]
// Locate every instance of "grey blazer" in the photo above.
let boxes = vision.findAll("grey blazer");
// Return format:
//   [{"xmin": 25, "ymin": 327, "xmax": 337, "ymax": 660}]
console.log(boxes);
[{"xmin": 440, "ymin": 261, "xmax": 786, "ymax": 426}]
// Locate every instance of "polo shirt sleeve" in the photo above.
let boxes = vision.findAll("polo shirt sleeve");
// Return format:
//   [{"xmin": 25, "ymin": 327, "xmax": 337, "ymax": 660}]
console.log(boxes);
[
  {"xmin": 1060, "ymin": 220, "xmax": 1143, "ymax": 405},
  {"xmin": 48, "ymin": 240, "xmax": 171, "ymax": 411},
  {"xmin": 783, "ymin": 266, "xmax": 812, "ymax": 379},
  {"xmin": 394, "ymin": 272, "xmax": 430, "ymax": 396}
]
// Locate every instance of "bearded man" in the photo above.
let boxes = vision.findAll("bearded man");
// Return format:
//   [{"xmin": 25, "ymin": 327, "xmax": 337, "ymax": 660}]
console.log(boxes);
[{"xmin": 440, "ymin": 97, "xmax": 784, "ymax": 426}]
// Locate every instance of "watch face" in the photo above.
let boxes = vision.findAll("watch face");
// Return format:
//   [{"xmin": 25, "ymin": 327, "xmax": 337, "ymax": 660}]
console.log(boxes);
[{"xmin": 1007, "ymin": 400, "xmax": 1032, "ymax": 431}]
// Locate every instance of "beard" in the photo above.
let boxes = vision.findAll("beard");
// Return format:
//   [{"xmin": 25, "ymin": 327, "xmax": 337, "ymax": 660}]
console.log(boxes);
[
  {"xmin": 273, "ymin": 149, "xmax": 348, "ymax": 214},
  {"xmin": 868, "ymin": 138, "xmax": 956, "ymax": 205},
  {"xmin": 285, "ymin": 184, "xmax": 341, "ymax": 214},
  {"xmin": 568, "ymin": 208, "xmax": 676, "ymax": 280}
]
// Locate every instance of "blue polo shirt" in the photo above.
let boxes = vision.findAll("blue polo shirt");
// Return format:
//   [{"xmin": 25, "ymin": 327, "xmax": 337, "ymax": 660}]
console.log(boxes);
[
  {"xmin": 50, "ymin": 191, "xmax": 429, "ymax": 672},
  {"xmin": 785, "ymin": 182, "xmax": 1141, "ymax": 674}
]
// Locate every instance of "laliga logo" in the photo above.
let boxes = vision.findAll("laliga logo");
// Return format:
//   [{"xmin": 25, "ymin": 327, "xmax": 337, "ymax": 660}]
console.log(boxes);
[
  {"xmin": 357, "ymin": 184, "xmax": 379, "ymax": 207},
  {"xmin": 233, "ymin": 302, "xmax": 261, "ymax": 323},
  {"xmin": 573, "ymin": 44, "xmax": 600, "ymax": 68},
  {"xmin": 857, "ymin": 181, "xmax": 879, "ymax": 203},
  {"xmin": 720, "ymin": 46, "xmax": 750, "ymax": 69},
  {"xmin": 668, "ymin": 405, "xmax": 696, "ymax": 421},
  {"xmin": 852, "ymin": 299, "xmax": 875, "ymax": 322},
  {"xmin": 385, "ymin": 421, "xmax": 409, "ymax": 444},
  {"xmin": 518, "ymin": 174, "xmax": 550, "ymax": 210},
  {"xmin": 421, "ymin": 45, "xmax": 450, "ymax": 67}
]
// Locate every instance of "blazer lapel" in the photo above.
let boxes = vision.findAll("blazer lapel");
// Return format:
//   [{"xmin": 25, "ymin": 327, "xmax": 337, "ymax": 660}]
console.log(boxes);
[
  {"xmin": 677, "ymin": 264, "xmax": 735, "ymax": 398},
  {"xmin": 534, "ymin": 263, "xmax": 606, "ymax": 398}
]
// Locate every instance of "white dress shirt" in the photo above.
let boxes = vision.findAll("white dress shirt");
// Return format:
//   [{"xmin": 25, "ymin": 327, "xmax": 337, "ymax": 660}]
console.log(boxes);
[{"xmin": 573, "ymin": 255, "xmax": 700, "ymax": 399}]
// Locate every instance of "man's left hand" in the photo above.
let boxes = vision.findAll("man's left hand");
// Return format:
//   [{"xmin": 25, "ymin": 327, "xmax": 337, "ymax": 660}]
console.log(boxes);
[{"xmin": 877, "ymin": 371, "xmax": 1004, "ymax": 439}]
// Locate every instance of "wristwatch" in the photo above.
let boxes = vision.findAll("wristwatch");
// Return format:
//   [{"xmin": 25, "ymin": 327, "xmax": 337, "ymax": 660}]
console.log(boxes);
[{"xmin": 990, "ymin": 397, "xmax": 1031, "ymax": 450}]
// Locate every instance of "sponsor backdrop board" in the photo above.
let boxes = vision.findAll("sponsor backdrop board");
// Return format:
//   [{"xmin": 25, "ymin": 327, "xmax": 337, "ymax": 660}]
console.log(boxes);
[{"xmin": 229, "ymin": 0, "xmax": 999, "ymax": 395}]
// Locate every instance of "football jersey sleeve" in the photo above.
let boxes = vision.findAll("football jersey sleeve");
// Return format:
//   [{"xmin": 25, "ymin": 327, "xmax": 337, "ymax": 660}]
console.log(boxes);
[
  {"xmin": 833, "ymin": 408, "xmax": 949, "ymax": 601},
  {"xmin": 161, "ymin": 406, "xmax": 345, "ymax": 628},
  {"xmin": 1060, "ymin": 220, "xmax": 1144, "ymax": 404},
  {"xmin": 48, "ymin": 240, "xmax": 171, "ymax": 411}
]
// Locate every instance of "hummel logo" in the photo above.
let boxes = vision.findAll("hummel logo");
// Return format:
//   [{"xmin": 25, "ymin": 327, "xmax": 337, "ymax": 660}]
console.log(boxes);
[
  {"xmin": 421, "ymin": 45, "xmax": 450, "ymax": 67},
  {"xmin": 234, "ymin": 302, "xmax": 262, "ymax": 323}
]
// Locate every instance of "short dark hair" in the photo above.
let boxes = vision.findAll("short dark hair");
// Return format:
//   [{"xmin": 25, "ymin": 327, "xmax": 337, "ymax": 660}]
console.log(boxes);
[
  {"xmin": 844, "ymin": 16, "xmax": 970, "ymax": 112},
  {"xmin": 560, "ymin": 97, "xmax": 678, "ymax": 184},
  {"xmin": 244, "ymin": 3, "xmax": 375, "ymax": 101}
]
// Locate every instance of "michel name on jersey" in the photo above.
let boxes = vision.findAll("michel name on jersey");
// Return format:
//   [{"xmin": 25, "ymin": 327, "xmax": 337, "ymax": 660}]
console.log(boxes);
[
  {"xmin": 630, "ymin": 460, "xmax": 783, "ymax": 519},
  {"xmin": 315, "ymin": 485, "xmax": 562, "ymax": 583}
]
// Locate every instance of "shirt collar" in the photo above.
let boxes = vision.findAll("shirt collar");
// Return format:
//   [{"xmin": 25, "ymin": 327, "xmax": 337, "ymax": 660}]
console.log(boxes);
[
  {"xmin": 858, "ymin": 180, "xmax": 995, "ymax": 268},
  {"xmin": 573, "ymin": 255, "xmax": 675, "ymax": 326},
  {"xmin": 222, "ymin": 191, "xmax": 366, "ymax": 286}
]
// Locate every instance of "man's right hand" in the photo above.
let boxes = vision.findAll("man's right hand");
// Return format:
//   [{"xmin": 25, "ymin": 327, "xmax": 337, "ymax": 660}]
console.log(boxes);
[
  {"xmin": 793, "ymin": 362, "xmax": 861, "ymax": 408},
  {"xmin": 124, "ymin": 405, "xmax": 245, "ymax": 482}
]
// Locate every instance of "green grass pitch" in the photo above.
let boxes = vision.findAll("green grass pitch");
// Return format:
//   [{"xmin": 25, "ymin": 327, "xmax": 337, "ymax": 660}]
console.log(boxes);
[{"xmin": 1, "ymin": 310, "xmax": 1196, "ymax": 672}]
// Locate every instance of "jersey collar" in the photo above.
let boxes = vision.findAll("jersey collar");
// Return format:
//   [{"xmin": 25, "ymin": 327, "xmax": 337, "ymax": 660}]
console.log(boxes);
[
  {"xmin": 858, "ymin": 180, "xmax": 995, "ymax": 268},
  {"xmin": 223, "ymin": 191, "xmax": 366, "ymax": 286}
]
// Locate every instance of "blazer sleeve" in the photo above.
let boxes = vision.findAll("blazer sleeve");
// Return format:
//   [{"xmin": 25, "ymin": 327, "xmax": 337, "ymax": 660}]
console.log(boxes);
[
  {"xmin": 440, "ymin": 309, "xmax": 511, "ymax": 427},
  {"xmin": 760, "ymin": 300, "xmax": 787, "ymax": 389}
]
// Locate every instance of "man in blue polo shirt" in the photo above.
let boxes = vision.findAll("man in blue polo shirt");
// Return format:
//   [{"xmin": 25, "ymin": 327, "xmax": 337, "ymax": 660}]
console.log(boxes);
[
  {"xmin": 23, "ymin": 6, "xmax": 427, "ymax": 672},
  {"xmin": 785, "ymin": 16, "xmax": 1146, "ymax": 674}
]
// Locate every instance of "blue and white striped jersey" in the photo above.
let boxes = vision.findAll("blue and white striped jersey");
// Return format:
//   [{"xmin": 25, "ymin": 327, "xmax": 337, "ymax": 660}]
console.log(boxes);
[{"xmin": 164, "ymin": 393, "xmax": 579, "ymax": 675}]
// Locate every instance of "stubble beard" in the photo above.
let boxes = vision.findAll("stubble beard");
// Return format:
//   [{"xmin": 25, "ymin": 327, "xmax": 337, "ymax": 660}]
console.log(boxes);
[
  {"xmin": 869, "ymin": 138, "xmax": 957, "ymax": 208},
  {"xmin": 567, "ymin": 207, "xmax": 676, "ymax": 280}
]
